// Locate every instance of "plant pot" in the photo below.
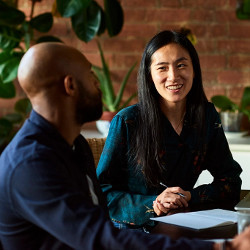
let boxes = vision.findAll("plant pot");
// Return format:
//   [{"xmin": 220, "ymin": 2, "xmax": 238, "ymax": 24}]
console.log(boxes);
[
  {"xmin": 96, "ymin": 111, "xmax": 117, "ymax": 137},
  {"xmin": 220, "ymin": 112, "xmax": 243, "ymax": 132}
]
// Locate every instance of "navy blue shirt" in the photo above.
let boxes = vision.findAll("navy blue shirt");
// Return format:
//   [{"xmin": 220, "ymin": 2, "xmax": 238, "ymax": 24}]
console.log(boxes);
[{"xmin": 0, "ymin": 110, "xmax": 213, "ymax": 250}]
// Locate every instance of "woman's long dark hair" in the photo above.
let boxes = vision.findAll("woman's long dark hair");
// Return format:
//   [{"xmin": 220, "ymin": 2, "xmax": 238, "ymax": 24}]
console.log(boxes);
[{"xmin": 131, "ymin": 30, "xmax": 208, "ymax": 187}]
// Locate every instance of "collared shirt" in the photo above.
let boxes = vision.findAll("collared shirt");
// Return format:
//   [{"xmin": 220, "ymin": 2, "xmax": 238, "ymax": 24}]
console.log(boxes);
[
  {"xmin": 97, "ymin": 102, "xmax": 242, "ymax": 227},
  {"xmin": 0, "ymin": 110, "xmax": 214, "ymax": 250}
]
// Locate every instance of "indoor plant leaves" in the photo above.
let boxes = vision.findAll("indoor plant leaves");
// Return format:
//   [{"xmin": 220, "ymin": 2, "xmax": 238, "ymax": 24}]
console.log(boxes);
[
  {"xmin": 0, "ymin": 0, "xmax": 25, "ymax": 26},
  {"xmin": 56, "ymin": 0, "xmax": 91, "ymax": 17},
  {"xmin": 30, "ymin": 13, "xmax": 53, "ymax": 32},
  {"xmin": 0, "ymin": 80, "xmax": 15, "ymax": 98},
  {"xmin": 0, "ymin": 52, "xmax": 23, "ymax": 83},
  {"xmin": 104, "ymin": 0, "xmax": 123, "ymax": 37},
  {"xmin": 72, "ymin": 1, "xmax": 101, "ymax": 42},
  {"xmin": 0, "ymin": 25, "xmax": 23, "ymax": 50}
]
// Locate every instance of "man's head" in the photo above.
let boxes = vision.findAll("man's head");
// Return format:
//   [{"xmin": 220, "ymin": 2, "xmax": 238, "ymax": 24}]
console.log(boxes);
[{"xmin": 18, "ymin": 42, "xmax": 103, "ymax": 125}]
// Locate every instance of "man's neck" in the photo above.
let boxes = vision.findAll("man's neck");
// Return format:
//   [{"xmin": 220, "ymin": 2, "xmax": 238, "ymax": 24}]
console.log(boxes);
[{"xmin": 33, "ymin": 105, "xmax": 81, "ymax": 146}]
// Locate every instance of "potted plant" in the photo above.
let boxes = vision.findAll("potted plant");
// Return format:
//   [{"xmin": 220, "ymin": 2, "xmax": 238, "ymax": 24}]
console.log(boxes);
[
  {"xmin": 92, "ymin": 41, "xmax": 137, "ymax": 136},
  {"xmin": 211, "ymin": 87, "xmax": 250, "ymax": 133},
  {"xmin": 0, "ymin": 0, "xmax": 124, "ymax": 152},
  {"xmin": 236, "ymin": 0, "xmax": 250, "ymax": 19},
  {"xmin": 0, "ymin": 0, "xmax": 124, "ymax": 98}
]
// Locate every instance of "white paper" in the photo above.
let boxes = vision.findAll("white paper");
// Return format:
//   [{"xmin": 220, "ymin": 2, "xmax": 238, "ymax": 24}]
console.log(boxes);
[{"xmin": 150, "ymin": 209, "xmax": 237, "ymax": 230}]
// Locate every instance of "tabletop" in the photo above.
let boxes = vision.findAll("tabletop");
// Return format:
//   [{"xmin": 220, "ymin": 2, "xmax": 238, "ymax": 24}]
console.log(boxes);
[{"xmin": 151, "ymin": 203, "xmax": 237, "ymax": 241}]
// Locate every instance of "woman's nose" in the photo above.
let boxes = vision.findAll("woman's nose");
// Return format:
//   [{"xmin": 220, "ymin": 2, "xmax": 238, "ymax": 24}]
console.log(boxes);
[{"xmin": 167, "ymin": 67, "xmax": 179, "ymax": 82}]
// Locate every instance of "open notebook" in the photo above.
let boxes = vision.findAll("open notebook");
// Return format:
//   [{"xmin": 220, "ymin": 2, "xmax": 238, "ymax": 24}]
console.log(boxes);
[{"xmin": 151, "ymin": 209, "xmax": 237, "ymax": 230}]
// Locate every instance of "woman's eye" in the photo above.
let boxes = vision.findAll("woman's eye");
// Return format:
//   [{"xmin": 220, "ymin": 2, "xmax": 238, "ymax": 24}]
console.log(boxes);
[
  {"xmin": 177, "ymin": 63, "xmax": 186, "ymax": 68},
  {"xmin": 157, "ymin": 66, "xmax": 166, "ymax": 71}
]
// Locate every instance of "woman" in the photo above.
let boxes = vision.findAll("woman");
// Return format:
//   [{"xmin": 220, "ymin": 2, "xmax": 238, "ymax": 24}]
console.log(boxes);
[{"xmin": 96, "ymin": 30, "xmax": 242, "ymax": 230}]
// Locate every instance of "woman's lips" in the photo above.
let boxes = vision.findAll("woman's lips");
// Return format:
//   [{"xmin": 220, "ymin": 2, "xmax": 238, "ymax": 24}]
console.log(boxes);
[{"xmin": 166, "ymin": 84, "xmax": 183, "ymax": 90}]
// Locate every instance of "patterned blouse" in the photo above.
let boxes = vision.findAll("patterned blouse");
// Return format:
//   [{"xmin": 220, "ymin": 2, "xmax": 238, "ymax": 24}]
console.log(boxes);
[{"xmin": 96, "ymin": 102, "xmax": 242, "ymax": 227}]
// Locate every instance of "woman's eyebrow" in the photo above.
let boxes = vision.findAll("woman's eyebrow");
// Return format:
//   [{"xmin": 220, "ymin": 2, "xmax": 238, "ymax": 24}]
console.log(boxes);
[
  {"xmin": 154, "ymin": 57, "xmax": 189, "ymax": 66},
  {"xmin": 176, "ymin": 56, "xmax": 189, "ymax": 63}
]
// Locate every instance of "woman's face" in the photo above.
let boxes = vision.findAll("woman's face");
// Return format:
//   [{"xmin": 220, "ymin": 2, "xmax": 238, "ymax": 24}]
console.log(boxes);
[{"xmin": 150, "ymin": 43, "xmax": 194, "ymax": 106}]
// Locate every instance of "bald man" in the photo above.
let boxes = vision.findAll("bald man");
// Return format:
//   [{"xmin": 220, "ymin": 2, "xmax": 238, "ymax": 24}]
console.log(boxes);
[{"xmin": 0, "ymin": 43, "xmax": 250, "ymax": 250}]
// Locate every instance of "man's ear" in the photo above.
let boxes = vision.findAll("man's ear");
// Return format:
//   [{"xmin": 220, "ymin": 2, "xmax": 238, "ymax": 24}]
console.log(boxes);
[{"xmin": 64, "ymin": 75, "xmax": 77, "ymax": 96}]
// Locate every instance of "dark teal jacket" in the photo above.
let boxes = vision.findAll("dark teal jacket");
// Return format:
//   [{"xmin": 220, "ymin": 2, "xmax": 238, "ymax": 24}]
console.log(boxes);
[{"xmin": 97, "ymin": 102, "xmax": 242, "ymax": 227}]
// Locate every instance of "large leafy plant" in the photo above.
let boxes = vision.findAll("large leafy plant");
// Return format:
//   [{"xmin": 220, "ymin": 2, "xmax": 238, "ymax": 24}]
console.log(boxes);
[
  {"xmin": 211, "ymin": 87, "xmax": 250, "ymax": 120},
  {"xmin": 0, "ymin": 0, "xmax": 124, "ymax": 98},
  {"xmin": 92, "ymin": 42, "xmax": 137, "ymax": 112},
  {"xmin": 0, "ymin": 0, "xmax": 124, "ymax": 152},
  {"xmin": 0, "ymin": 98, "xmax": 31, "ymax": 153},
  {"xmin": 236, "ymin": 0, "xmax": 250, "ymax": 19}
]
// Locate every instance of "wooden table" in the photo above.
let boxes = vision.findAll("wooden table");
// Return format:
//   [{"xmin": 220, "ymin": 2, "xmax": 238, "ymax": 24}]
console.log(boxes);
[{"xmin": 151, "ymin": 203, "xmax": 237, "ymax": 240}]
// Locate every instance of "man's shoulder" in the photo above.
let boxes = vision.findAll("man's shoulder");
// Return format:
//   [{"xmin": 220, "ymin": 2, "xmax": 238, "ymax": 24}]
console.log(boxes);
[
  {"xmin": 0, "ymin": 118, "xmax": 67, "ymax": 174},
  {"xmin": 0, "ymin": 129, "xmax": 54, "ymax": 173}
]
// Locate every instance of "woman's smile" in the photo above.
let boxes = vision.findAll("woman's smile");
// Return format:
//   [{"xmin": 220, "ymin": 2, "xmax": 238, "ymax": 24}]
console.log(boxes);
[{"xmin": 165, "ymin": 84, "xmax": 183, "ymax": 91}]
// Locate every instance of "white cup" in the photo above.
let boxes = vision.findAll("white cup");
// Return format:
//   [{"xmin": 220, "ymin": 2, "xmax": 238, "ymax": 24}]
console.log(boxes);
[{"xmin": 237, "ymin": 211, "xmax": 250, "ymax": 233}]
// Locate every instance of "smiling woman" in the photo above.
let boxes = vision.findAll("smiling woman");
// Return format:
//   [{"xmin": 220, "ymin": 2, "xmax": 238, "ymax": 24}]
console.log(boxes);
[
  {"xmin": 150, "ymin": 43, "xmax": 194, "ymax": 134},
  {"xmin": 96, "ymin": 30, "xmax": 242, "ymax": 231}
]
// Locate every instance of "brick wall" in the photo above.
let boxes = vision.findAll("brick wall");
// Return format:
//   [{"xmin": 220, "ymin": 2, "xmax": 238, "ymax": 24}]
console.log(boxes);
[{"xmin": 1, "ymin": 0, "xmax": 250, "ymax": 117}]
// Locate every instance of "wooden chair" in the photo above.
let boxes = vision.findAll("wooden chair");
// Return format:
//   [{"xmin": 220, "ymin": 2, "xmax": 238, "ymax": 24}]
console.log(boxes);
[{"xmin": 86, "ymin": 138, "xmax": 106, "ymax": 168}]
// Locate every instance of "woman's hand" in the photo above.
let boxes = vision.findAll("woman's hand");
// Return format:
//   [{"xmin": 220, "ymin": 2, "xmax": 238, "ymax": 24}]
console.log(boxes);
[{"xmin": 153, "ymin": 187, "xmax": 191, "ymax": 216}]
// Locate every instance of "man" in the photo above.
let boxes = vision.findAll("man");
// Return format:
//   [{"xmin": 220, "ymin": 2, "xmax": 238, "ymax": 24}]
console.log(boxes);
[{"xmin": 0, "ymin": 42, "xmax": 249, "ymax": 249}]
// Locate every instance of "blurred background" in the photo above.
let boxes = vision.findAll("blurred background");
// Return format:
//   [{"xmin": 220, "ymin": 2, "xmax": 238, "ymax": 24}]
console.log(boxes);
[{"xmin": 1, "ymin": 0, "xmax": 250, "ymax": 129}]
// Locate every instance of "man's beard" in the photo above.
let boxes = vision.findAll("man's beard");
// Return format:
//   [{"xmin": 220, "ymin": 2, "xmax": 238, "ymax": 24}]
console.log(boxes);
[{"xmin": 75, "ymin": 90, "xmax": 103, "ymax": 125}]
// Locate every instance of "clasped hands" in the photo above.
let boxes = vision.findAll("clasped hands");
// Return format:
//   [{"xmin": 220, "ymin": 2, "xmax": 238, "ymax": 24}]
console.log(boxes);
[{"xmin": 153, "ymin": 187, "xmax": 191, "ymax": 216}]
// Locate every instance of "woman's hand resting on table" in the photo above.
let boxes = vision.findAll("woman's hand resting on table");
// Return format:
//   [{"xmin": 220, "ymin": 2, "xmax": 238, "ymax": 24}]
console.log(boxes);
[{"xmin": 153, "ymin": 187, "xmax": 191, "ymax": 216}]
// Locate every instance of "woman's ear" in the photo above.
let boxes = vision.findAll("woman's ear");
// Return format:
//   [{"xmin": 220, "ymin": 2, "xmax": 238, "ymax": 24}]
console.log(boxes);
[{"xmin": 64, "ymin": 75, "xmax": 76, "ymax": 96}]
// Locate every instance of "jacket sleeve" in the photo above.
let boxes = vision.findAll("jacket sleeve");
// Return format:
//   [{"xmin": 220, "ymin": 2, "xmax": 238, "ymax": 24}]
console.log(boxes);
[
  {"xmin": 190, "ymin": 104, "xmax": 242, "ymax": 205},
  {"xmin": 97, "ymin": 114, "xmax": 157, "ymax": 226}
]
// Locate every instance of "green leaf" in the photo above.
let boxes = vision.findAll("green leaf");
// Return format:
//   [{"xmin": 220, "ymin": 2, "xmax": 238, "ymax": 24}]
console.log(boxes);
[
  {"xmin": 92, "ymin": 65, "xmax": 112, "ymax": 110},
  {"xmin": 14, "ymin": 98, "xmax": 32, "ymax": 115},
  {"xmin": 0, "ymin": 50, "xmax": 10, "ymax": 64},
  {"xmin": 236, "ymin": 0, "xmax": 250, "ymax": 19},
  {"xmin": 96, "ymin": 3, "xmax": 106, "ymax": 36},
  {"xmin": 243, "ymin": 0, "xmax": 250, "ymax": 13},
  {"xmin": 0, "ymin": 25, "xmax": 23, "ymax": 50},
  {"xmin": 3, "ymin": 113, "xmax": 23, "ymax": 124},
  {"xmin": 30, "ymin": 13, "xmax": 53, "ymax": 33},
  {"xmin": 104, "ymin": 0, "xmax": 123, "ymax": 37},
  {"xmin": 57, "ymin": 0, "xmax": 91, "ymax": 17},
  {"xmin": 236, "ymin": 9, "xmax": 250, "ymax": 19},
  {"xmin": 71, "ymin": 1, "xmax": 101, "ymax": 42},
  {"xmin": 211, "ymin": 95, "xmax": 239, "ymax": 112},
  {"xmin": 96, "ymin": 41, "xmax": 115, "ymax": 108},
  {"xmin": 21, "ymin": 21, "xmax": 32, "ymax": 50},
  {"xmin": 0, "ymin": 1, "xmax": 25, "ymax": 26},
  {"xmin": 92, "ymin": 66, "xmax": 106, "ymax": 93},
  {"xmin": 0, "ymin": 52, "xmax": 23, "ymax": 83},
  {"xmin": 36, "ymin": 35, "xmax": 63, "ymax": 44},
  {"xmin": 241, "ymin": 86, "xmax": 250, "ymax": 110},
  {"xmin": 0, "ymin": 118, "xmax": 12, "ymax": 137},
  {"xmin": 113, "ymin": 62, "xmax": 136, "ymax": 110},
  {"xmin": 243, "ymin": 109, "xmax": 250, "ymax": 121},
  {"xmin": 0, "ymin": 80, "xmax": 15, "ymax": 98}
]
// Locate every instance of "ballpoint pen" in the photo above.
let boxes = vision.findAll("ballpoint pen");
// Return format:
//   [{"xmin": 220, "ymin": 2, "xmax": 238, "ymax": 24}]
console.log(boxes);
[{"xmin": 159, "ymin": 182, "xmax": 185, "ymax": 198}]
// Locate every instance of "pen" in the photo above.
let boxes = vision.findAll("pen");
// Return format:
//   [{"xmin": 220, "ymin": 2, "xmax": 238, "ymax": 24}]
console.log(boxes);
[{"xmin": 159, "ymin": 182, "xmax": 185, "ymax": 198}]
